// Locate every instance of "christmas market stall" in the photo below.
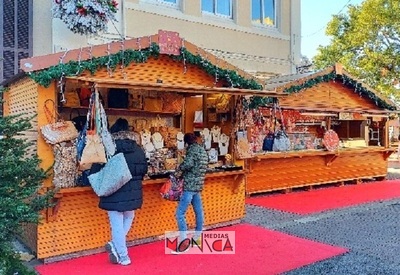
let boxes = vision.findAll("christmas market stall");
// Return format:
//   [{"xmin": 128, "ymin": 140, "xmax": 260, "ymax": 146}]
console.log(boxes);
[
  {"xmin": 240, "ymin": 64, "xmax": 398, "ymax": 195},
  {"xmin": 1, "ymin": 30, "xmax": 280, "ymax": 262}
]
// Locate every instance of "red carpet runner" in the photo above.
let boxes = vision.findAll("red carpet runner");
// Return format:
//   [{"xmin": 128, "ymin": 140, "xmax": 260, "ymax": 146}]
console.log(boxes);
[
  {"xmin": 35, "ymin": 224, "xmax": 347, "ymax": 275},
  {"xmin": 246, "ymin": 180, "xmax": 400, "ymax": 215}
]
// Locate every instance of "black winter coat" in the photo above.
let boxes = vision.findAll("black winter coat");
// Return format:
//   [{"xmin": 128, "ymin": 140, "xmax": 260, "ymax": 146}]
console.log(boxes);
[{"xmin": 90, "ymin": 139, "xmax": 148, "ymax": 212}]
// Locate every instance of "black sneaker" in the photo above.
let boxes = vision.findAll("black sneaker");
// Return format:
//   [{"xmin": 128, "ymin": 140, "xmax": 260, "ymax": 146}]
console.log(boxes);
[{"xmin": 171, "ymin": 239, "xmax": 191, "ymax": 255}]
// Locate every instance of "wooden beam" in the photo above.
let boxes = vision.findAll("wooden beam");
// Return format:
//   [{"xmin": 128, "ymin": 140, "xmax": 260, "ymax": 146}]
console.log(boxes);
[{"xmin": 66, "ymin": 77, "xmax": 284, "ymax": 97}]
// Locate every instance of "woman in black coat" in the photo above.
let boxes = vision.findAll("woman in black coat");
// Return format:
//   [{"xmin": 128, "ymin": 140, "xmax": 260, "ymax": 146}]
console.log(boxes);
[{"xmin": 91, "ymin": 118, "xmax": 148, "ymax": 266}]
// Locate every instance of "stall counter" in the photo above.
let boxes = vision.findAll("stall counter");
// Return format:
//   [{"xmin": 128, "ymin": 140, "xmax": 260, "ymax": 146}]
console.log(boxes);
[
  {"xmin": 246, "ymin": 147, "xmax": 395, "ymax": 195},
  {"xmin": 31, "ymin": 170, "xmax": 245, "ymax": 262}
]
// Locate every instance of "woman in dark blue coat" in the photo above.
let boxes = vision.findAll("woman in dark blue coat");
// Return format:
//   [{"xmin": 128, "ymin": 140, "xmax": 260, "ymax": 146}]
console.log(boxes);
[{"xmin": 90, "ymin": 118, "xmax": 147, "ymax": 266}]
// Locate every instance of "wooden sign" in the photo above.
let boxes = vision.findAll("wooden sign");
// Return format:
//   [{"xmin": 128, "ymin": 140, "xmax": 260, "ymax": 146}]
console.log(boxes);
[
  {"xmin": 158, "ymin": 30, "xmax": 181, "ymax": 55},
  {"xmin": 339, "ymin": 112, "xmax": 363, "ymax": 120}
]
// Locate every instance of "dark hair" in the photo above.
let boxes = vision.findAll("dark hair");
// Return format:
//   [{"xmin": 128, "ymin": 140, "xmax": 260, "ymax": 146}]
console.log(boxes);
[
  {"xmin": 110, "ymin": 118, "xmax": 129, "ymax": 134},
  {"xmin": 184, "ymin": 133, "xmax": 197, "ymax": 145}
]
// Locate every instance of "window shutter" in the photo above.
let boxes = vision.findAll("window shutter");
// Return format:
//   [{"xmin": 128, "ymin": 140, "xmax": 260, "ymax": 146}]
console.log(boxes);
[{"xmin": 1, "ymin": 0, "xmax": 32, "ymax": 82}]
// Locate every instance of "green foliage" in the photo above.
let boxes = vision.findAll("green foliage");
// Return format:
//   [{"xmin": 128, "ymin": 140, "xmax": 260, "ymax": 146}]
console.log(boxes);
[
  {"xmin": 283, "ymin": 72, "xmax": 336, "ymax": 94},
  {"xmin": 28, "ymin": 43, "xmax": 262, "ymax": 91},
  {"xmin": 178, "ymin": 48, "xmax": 262, "ymax": 90},
  {"xmin": 313, "ymin": 0, "xmax": 400, "ymax": 99},
  {"xmin": 0, "ymin": 101, "xmax": 54, "ymax": 274},
  {"xmin": 29, "ymin": 43, "xmax": 160, "ymax": 88}
]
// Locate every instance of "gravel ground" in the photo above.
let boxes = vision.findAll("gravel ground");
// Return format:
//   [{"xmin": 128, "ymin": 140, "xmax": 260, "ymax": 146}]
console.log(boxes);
[
  {"xmin": 19, "ymin": 168, "xmax": 400, "ymax": 274},
  {"xmin": 243, "ymin": 169, "xmax": 400, "ymax": 275}
]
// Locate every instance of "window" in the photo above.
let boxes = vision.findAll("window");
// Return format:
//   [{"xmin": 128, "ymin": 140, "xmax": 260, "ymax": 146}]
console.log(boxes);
[
  {"xmin": 1, "ymin": 0, "xmax": 32, "ymax": 83},
  {"xmin": 144, "ymin": 0, "xmax": 178, "ymax": 6},
  {"xmin": 202, "ymin": 0, "xmax": 232, "ymax": 17},
  {"xmin": 252, "ymin": 0, "xmax": 275, "ymax": 26}
]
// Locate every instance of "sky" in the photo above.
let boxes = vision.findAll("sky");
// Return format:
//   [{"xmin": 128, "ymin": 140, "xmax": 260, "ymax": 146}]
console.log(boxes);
[{"xmin": 301, "ymin": 0, "xmax": 364, "ymax": 59}]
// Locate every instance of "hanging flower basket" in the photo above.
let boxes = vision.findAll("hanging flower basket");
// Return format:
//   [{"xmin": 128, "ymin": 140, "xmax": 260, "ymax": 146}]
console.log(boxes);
[{"xmin": 52, "ymin": 0, "xmax": 118, "ymax": 36}]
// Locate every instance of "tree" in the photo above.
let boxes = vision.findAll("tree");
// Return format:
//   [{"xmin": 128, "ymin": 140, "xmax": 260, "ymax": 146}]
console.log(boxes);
[
  {"xmin": 0, "ymin": 90, "xmax": 54, "ymax": 274},
  {"xmin": 313, "ymin": 0, "xmax": 400, "ymax": 99}
]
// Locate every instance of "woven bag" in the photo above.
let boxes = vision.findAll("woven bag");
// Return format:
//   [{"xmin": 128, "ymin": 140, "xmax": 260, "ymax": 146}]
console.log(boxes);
[
  {"xmin": 79, "ymin": 90, "xmax": 107, "ymax": 169},
  {"xmin": 40, "ymin": 99, "xmax": 79, "ymax": 144},
  {"xmin": 80, "ymin": 131, "xmax": 107, "ymax": 170},
  {"xmin": 52, "ymin": 143, "xmax": 78, "ymax": 188}
]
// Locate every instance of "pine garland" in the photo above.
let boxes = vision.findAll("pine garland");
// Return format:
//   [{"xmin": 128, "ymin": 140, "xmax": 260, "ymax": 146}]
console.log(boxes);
[
  {"xmin": 340, "ymin": 74, "xmax": 396, "ymax": 110},
  {"xmin": 283, "ymin": 72, "xmax": 336, "ymax": 94},
  {"xmin": 29, "ymin": 43, "xmax": 160, "ymax": 88},
  {"xmin": 280, "ymin": 72, "xmax": 396, "ymax": 110},
  {"xmin": 29, "ymin": 43, "xmax": 263, "ymax": 91}
]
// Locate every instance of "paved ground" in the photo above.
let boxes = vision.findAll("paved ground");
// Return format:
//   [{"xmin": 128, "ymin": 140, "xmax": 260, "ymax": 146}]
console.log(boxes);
[{"xmin": 19, "ymin": 160, "xmax": 400, "ymax": 274}]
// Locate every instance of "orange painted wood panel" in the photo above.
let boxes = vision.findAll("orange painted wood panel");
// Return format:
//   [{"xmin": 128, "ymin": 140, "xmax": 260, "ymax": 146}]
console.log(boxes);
[
  {"xmin": 35, "ymin": 173, "xmax": 245, "ymax": 259},
  {"xmin": 76, "ymin": 55, "xmax": 220, "ymax": 88},
  {"xmin": 247, "ymin": 150, "xmax": 388, "ymax": 194},
  {"xmin": 37, "ymin": 82, "xmax": 58, "ymax": 188},
  {"xmin": 279, "ymin": 81, "xmax": 381, "ymax": 111}
]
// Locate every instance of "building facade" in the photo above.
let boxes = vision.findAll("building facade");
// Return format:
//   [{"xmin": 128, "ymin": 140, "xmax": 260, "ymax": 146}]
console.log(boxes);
[{"xmin": 1, "ymin": 0, "xmax": 301, "ymax": 83}]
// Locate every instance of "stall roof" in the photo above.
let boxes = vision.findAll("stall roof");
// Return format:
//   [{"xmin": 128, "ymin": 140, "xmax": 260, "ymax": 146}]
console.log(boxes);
[
  {"xmin": 7, "ymin": 30, "xmax": 284, "ymax": 97},
  {"xmin": 264, "ymin": 64, "xmax": 397, "ymax": 112}
]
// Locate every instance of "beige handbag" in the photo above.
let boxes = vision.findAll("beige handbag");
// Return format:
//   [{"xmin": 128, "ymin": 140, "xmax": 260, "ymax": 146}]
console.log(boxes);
[
  {"xmin": 40, "ymin": 99, "xmax": 79, "ymax": 144},
  {"xmin": 79, "ymin": 92, "xmax": 107, "ymax": 169},
  {"xmin": 80, "ymin": 130, "xmax": 107, "ymax": 170}
]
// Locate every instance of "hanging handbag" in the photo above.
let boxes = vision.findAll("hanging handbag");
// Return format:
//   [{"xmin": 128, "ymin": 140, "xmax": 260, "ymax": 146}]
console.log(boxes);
[
  {"xmin": 88, "ymin": 153, "xmax": 133, "ymax": 197},
  {"xmin": 272, "ymin": 130, "xmax": 291, "ymax": 152},
  {"xmin": 160, "ymin": 173, "xmax": 183, "ymax": 201},
  {"xmin": 263, "ymin": 133, "xmax": 275, "ymax": 151},
  {"xmin": 80, "ymin": 130, "xmax": 107, "ymax": 167},
  {"xmin": 100, "ymin": 103, "xmax": 116, "ymax": 159},
  {"xmin": 40, "ymin": 99, "xmax": 79, "ymax": 144},
  {"xmin": 79, "ymin": 91, "xmax": 107, "ymax": 169}
]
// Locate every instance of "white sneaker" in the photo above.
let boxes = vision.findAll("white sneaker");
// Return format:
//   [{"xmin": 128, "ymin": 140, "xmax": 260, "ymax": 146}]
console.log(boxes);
[
  {"xmin": 119, "ymin": 256, "xmax": 131, "ymax": 266},
  {"xmin": 105, "ymin": 242, "xmax": 119, "ymax": 264}
]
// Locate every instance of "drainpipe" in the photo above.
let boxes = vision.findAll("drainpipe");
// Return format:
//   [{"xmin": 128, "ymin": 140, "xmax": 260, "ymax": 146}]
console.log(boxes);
[
  {"xmin": 121, "ymin": 0, "xmax": 126, "ymax": 39},
  {"xmin": 289, "ymin": 0, "xmax": 296, "ymax": 74}
]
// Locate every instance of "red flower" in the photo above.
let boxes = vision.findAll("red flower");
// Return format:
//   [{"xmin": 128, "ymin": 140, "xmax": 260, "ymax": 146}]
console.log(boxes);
[{"xmin": 77, "ymin": 7, "xmax": 87, "ymax": 15}]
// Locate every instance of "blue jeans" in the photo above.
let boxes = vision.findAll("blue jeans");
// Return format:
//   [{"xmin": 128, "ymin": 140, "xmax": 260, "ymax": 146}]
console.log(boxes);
[
  {"xmin": 175, "ymin": 191, "xmax": 204, "ymax": 240},
  {"xmin": 107, "ymin": 210, "xmax": 135, "ymax": 258}
]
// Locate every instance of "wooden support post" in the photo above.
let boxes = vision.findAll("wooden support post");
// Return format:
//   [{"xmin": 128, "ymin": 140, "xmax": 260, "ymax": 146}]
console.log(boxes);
[{"xmin": 233, "ymin": 174, "xmax": 245, "ymax": 194}]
